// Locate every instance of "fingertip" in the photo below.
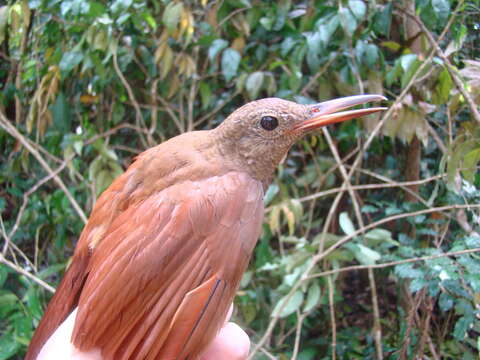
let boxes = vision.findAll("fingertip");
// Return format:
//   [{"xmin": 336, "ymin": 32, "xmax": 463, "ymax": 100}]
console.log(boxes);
[{"xmin": 202, "ymin": 322, "xmax": 250, "ymax": 360}]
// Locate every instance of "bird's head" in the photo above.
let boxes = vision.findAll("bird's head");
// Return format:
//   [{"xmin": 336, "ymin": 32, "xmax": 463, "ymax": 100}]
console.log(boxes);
[{"xmin": 215, "ymin": 95, "xmax": 387, "ymax": 186}]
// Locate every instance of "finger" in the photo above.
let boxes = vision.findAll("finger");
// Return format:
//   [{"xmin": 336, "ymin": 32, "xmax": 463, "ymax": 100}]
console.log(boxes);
[
  {"xmin": 37, "ymin": 308, "xmax": 102, "ymax": 360},
  {"xmin": 201, "ymin": 322, "xmax": 250, "ymax": 360}
]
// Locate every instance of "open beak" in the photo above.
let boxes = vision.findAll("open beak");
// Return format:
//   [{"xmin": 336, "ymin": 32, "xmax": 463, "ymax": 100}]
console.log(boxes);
[{"xmin": 295, "ymin": 94, "xmax": 387, "ymax": 133}]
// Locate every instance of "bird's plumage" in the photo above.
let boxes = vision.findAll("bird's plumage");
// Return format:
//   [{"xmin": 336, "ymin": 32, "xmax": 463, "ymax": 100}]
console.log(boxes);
[
  {"xmin": 26, "ymin": 96, "xmax": 386, "ymax": 360},
  {"xmin": 73, "ymin": 171, "xmax": 263, "ymax": 359},
  {"xmin": 27, "ymin": 130, "xmax": 264, "ymax": 360}
]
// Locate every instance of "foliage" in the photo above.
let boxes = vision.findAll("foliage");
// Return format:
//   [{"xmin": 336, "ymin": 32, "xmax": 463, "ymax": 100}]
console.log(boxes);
[{"xmin": 1, "ymin": 0, "xmax": 480, "ymax": 359}]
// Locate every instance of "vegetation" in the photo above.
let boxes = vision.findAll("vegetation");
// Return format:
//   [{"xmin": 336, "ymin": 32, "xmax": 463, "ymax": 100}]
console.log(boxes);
[{"xmin": 1, "ymin": 0, "xmax": 479, "ymax": 359}]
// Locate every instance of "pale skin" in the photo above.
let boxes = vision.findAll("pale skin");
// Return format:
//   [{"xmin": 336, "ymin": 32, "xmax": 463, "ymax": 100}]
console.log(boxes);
[{"xmin": 37, "ymin": 305, "xmax": 250, "ymax": 360}]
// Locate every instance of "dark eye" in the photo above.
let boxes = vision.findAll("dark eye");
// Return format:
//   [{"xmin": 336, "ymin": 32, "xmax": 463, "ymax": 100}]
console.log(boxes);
[{"xmin": 260, "ymin": 116, "xmax": 278, "ymax": 131}]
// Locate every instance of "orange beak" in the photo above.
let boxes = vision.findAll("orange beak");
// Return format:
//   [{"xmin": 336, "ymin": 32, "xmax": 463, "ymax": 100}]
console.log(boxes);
[{"xmin": 295, "ymin": 94, "xmax": 387, "ymax": 133}]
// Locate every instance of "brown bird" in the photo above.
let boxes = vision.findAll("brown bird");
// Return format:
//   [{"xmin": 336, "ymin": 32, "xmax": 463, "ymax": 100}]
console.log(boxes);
[{"xmin": 26, "ymin": 95, "xmax": 386, "ymax": 360}]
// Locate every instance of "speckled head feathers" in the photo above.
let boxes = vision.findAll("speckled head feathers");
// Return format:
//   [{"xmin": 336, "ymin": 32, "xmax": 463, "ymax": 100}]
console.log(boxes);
[{"xmin": 214, "ymin": 96, "xmax": 386, "ymax": 186}]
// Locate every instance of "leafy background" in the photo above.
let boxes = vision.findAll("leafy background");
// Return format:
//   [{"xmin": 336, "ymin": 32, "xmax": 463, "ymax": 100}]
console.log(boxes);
[{"xmin": 1, "ymin": 0, "xmax": 480, "ymax": 359}]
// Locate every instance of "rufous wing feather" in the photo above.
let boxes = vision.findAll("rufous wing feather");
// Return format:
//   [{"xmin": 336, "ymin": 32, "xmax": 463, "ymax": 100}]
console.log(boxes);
[
  {"xmin": 25, "ymin": 161, "xmax": 150, "ymax": 360},
  {"xmin": 69, "ymin": 171, "xmax": 263, "ymax": 360}
]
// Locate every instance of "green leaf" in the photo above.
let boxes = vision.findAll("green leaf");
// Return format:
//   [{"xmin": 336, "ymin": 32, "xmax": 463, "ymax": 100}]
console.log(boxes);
[
  {"xmin": 89, "ymin": 153, "xmax": 124, "ymax": 196},
  {"xmin": 245, "ymin": 71, "xmax": 264, "ymax": 99},
  {"xmin": 162, "ymin": 1, "xmax": 183, "ymax": 32},
  {"xmin": 314, "ymin": 14, "xmax": 339, "ymax": 47},
  {"xmin": 347, "ymin": 243, "xmax": 381, "ymax": 265},
  {"xmin": 264, "ymin": 183, "xmax": 279, "ymax": 206},
  {"xmin": 288, "ymin": 66, "xmax": 302, "ymax": 92},
  {"xmin": 409, "ymin": 277, "xmax": 427, "ymax": 293},
  {"xmin": 432, "ymin": 67, "xmax": 453, "ymax": 104},
  {"xmin": 282, "ymin": 205, "xmax": 296, "ymax": 235},
  {"xmin": 269, "ymin": 205, "xmax": 281, "ymax": 233},
  {"xmin": 365, "ymin": 44, "xmax": 379, "ymax": 67},
  {"xmin": 240, "ymin": 302, "xmax": 257, "ymax": 324},
  {"xmin": 431, "ymin": 0, "xmax": 450, "ymax": 24},
  {"xmin": 465, "ymin": 236, "xmax": 480, "ymax": 248},
  {"xmin": 305, "ymin": 31, "xmax": 323, "ymax": 58},
  {"xmin": 61, "ymin": 0, "xmax": 90, "ymax": 16},
  {"xmin": 289, "ymin": 199, "xmax": 303, "ymax": 224},
  {"xmin": 199, "ymin": 82, "xmax": 212, "ymax": 110},
  {"xmin": 0, "ymin": 265, "xmax": 8, "ymax": 288},
  {"xmin": 88, "ymin": 2, "xmax": 106, "ymax": 17},
  {"xmin": 401, "ymin": 57, "xmax": 421, "ymax": 88},
  {"xmin": 0, "ymin": 292, "xmax": 18, "ymax": 312},
  {"xmin": 382, "ymin": 41, "xmax": 401, "ymax": 52},
  {"xmin": 142, "ymin": 11, "xmax": 157, "ymax": 29},
  {"xmin": 439, "ymin": 292, "xmax": 454, "ymax": 311},
  {"xmin": 25, "ymin": 286, "xmax": 42, "ymax": 321},
  {"xmin": 373, "ymin": 3, "xmax": 392, "ymax": 36},
  {"xmin": 339, "ymin": 6, "xmax": 357, "ymax": 36},
  {"xmin": 111, "ymin": 0, "xmax": 133, "ymax": 13},
  {"xmin": 395, "ymin": 263, "xmax": 424, "ymax": 279},
  {"xmin": 361, "ymin": 204, "xmax": 378, "ymax": 213},
  {"xmin": 60, "ymin": 51, "xmax": 84, "ymax": 72},
  {"xmin": 281, "ymin": 37, "xmax": 297, "ymax": 57},
  {"xmin": 364, "ymin": 228, "xmax": 394, "ymax": 245},
  {"xmin": 339, "ymin": 212, "xmax": 356, "ymax": 236},
  {"xmin": 50, "ymin": 92, "xmax": 71, "ymax": 132},
  {"xmin": 453, "ymin": 315, "xmax": 474, "ymax": 340},
  {"xmin": 400, "ymin": 54, "xmax": 418, "ymax": 72},
  {"xmin": 259, "ymin": 16, "xmax": 274, "ymax": 31},
  {"xmin": 0, "ymin": 334, "xmax": 20, "ymax": 360},
  {"xmin": 272, "ymin": 290, "xmax": 304, "ymax": 318},
  {"xmin": 462, "ymin": 148, "xmax": 480, "ymax": 183},
  {"xmin": 303, "ymin": 282, "xmax": 321, "ymax": 313},
  {"xmin": 221, "ymin": 48, "xmax": 241, "ymax": 82},
  {"xmin": 348, "ymin": 0, "xmax": 366, "ymax": 20}
]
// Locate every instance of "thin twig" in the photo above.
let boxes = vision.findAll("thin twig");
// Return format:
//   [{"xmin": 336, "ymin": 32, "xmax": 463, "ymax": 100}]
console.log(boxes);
[
  {"xmin": 216, "ymin": 6, "xmax": 251, "ymax": 29},
  {"xmin": 323, "ymin": 127, "xmax": 383, "ymax": 359},
  {"xmin": 0, "ymin": 253, "xmax": 55, "ymax": 293},
  {"xmin": 297, "ymin": 174, "xmax": 443, "ymax": 204},
  {"xmin": 194, "ymin": 91, "xmax": 239, "ymax": 128},
  {"xmin": 328, "ymin": 276, "xmax": 337, "ymax": 360},
  {"xmin": 249, "ymin": 203, "xmax": 480, "ymax": 358},
  {"xmin": 0, "ymin": 217, "xmax": 10, "ymax": 255},
  {"xmin": 112, "ymin": 46, "xmax": 149, "ymax": 147},
  {"xmin": 1, "ymin": 217, "xmax": 37, "ymax": 272},
  {"xmin": 426, "ymin": 122, "xmax": 447, "ymax": 154},
  {"xmin": 290, "ymin": 311, "xmax": 308, "ymax": 360},
  {"xmin": 8, "ymin": 157, "xmax": 72, "ymax": 240},
  {"xmin": 157, "ymin": 95, "xmax": 184, "ymax": 133},
  {"xmin": 84, "ymin": 123, "xmax": 150, "ymax": 146},
  {"xmin": 311, "ymin": 204, "xmax": 480, "ymax": 267},
  {"xmin": 0, "ymin": 111, "xmax": 87, "ymax": 223},
  {"xmin": 259, "ymin": 347, "xmax": 277, "ymax": 360},
  {"xmin": 300, "ymin": 55, "xmax": 338, "ymax": 96},
  {"xmin": 397, "ymin": 2, "xmax": 480, "ymax": 124},
  {"xmin": 308, "ymin": 247, "xmax": 480, "ymax": 279}
]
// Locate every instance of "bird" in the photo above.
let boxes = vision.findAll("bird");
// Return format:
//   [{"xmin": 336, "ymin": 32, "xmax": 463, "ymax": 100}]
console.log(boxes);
[{"xmin": 26, "ymin": 95, "xmax": 386, "ymax": 360}]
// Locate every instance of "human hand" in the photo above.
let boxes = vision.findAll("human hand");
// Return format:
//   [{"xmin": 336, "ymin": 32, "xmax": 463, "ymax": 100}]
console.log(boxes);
[
  {"xmin": 37, "ymin": 305, "xmax": 249, "ymax": 360},
  {"xmin": 201, "ymin": 304, "xmax": 250, "ymax": 360}
]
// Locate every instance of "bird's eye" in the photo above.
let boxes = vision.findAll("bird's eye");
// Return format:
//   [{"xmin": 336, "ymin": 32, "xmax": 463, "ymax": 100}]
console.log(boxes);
[{"xmin": 260, "ymin": 116, "xmax": 279, "ymax": 131}]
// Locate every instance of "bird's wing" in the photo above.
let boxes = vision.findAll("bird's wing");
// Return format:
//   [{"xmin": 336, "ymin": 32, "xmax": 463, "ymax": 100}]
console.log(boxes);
[
  {"xmin": 25, "ymin": 167, "xmax": 137, "ymax": 360},
  {"xmin": 71, "ymin": 171, "xmax": 264, "ymax": 360}
]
